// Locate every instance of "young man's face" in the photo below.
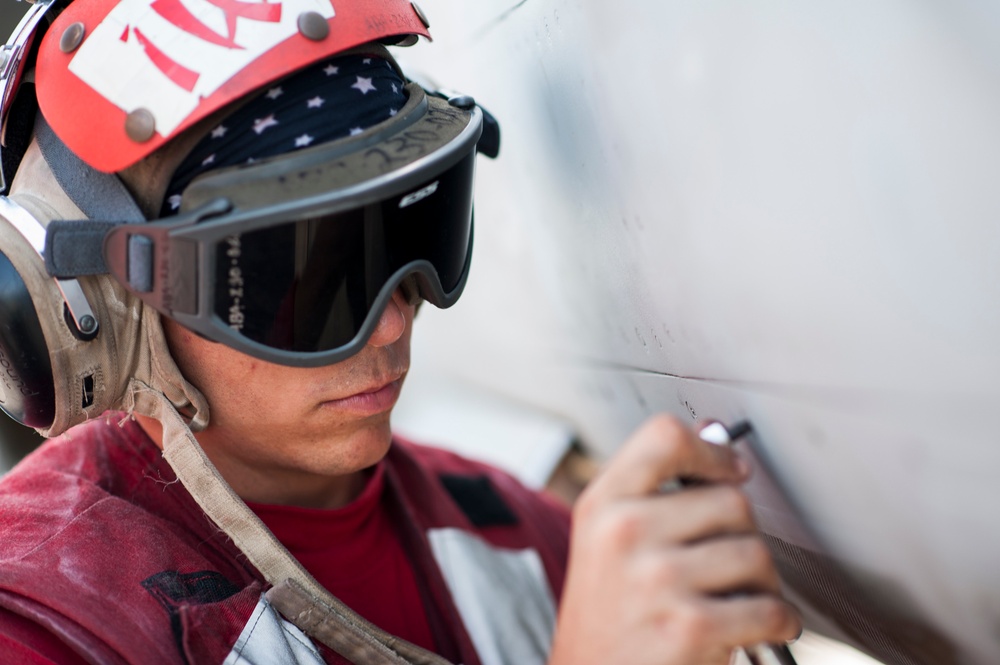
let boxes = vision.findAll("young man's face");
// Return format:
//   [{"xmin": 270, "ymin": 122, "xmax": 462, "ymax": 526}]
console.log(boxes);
[{"xmin": 159, "ymin": 287, "xmax": 416, "ymax": 507}]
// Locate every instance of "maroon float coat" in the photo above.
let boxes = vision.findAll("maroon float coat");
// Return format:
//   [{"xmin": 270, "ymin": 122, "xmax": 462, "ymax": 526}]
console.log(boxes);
[{"xmin": 0, "ymin": 416, "xmax": 570, "ymax": 664}]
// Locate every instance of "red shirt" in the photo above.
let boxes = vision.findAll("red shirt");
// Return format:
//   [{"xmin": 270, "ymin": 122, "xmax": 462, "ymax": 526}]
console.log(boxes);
[{"xmin": 248, "ymin": 463, "xmax": 437, "ymax": 654}]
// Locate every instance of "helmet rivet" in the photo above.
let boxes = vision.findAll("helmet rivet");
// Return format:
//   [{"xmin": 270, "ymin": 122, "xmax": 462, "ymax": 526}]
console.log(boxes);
[
  {"xmin": 297, "ymin": 12, "xmax": 329, "ymax": 41},
  {"xmin": 0, "ymin": 49, "xmax": 11, "ymax": 72},
  {"xmin": 59, "ymin": 22, "xmax": 86, "ymax": 54},
  {"xmin": 78, "ymin": 315, "xmax": 98, "ymax": 335},
  {"xmin": 411, "ymin": 2, "xmax": 430, "ymax": 29},
  {"xmin": 124, "ymin": 108, "xmax": 156, "ymax": 143}
]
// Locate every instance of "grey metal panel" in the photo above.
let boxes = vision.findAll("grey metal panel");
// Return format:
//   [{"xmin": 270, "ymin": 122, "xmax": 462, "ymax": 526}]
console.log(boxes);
[{"xmin": 401, "ymin": 2, "xmax": 1000, "ymax": 664}]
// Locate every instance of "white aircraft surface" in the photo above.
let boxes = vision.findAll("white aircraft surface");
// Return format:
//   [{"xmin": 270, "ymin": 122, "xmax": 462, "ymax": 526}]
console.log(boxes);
[{"xmin": 394, "ymin": 2, "xmax": 1000, "ymax": 664}]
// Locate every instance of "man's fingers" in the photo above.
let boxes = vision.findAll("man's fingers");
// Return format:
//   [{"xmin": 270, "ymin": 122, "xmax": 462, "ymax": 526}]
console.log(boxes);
[
  {"xmin": 656, "ymin": 535, "xmax": 783, "ymax": 596},
  {"xmin": 553, "ymin": 414, "xmax": 798, "ymax": 665},
  {"xmin": 662, "ymin": 595, "xmax": 800, "ymax": 659},
  {"xmin": 696, "ymin": 594, "xmax": 802, "ymax": 650},
  {"xmin": 595, "ymin": 484, "xmax": 758, "ymax": 552},
  {"xmin": 587, "ymin": 415, "xmax": 747, "ymax": 502}
]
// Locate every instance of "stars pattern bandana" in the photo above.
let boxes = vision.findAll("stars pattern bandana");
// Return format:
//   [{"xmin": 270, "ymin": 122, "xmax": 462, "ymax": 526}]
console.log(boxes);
[{"xmin": 162, "ymin": 54, "xmax": 407, "ymax": 217}]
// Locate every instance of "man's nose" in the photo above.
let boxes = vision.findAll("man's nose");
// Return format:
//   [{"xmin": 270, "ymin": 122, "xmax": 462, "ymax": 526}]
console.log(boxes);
[{"xmin": 367, "ymin": 288, "xmax": 410, "ymax": 347}]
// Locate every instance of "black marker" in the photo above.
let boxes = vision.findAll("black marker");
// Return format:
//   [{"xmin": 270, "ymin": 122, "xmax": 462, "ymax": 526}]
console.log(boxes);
[
  {"xmin": 697, "ymin": 420, "xmax": 800, "ymax": 665},
  {"xmin": 698, "ymin": 419, "xmax": 753, "ymax": 446}
]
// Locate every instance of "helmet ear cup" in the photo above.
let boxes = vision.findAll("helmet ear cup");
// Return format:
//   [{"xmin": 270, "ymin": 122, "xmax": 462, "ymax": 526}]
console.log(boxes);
[{"xmin": 0, "ymin": 248, "xmax": 55, "ymax": 429}]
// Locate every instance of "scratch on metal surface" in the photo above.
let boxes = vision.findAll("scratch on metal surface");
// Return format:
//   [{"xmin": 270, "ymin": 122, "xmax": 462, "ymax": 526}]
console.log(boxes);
[
  {"xmin": 563, "ymin": 355, "xmax": 991, "ymax": 415},
  {"xmin": 476, "ymin": 0, "xmax": 530, "ymax": 39}
]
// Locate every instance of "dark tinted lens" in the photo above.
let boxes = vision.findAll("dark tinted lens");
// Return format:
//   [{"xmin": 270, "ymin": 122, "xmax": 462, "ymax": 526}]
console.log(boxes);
[
  {"xmin": 212, "ymin": 153, "xmax": 474, "ymax": 353},
  {"xmin": 384, "ymin": 152, "xmax": 475, "ymax": 292}
]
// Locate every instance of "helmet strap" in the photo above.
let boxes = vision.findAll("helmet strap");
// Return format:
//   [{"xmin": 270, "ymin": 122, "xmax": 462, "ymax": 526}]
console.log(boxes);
[{"xmin": 34, "ymin": 113, "xmax": 145, "ymax": 223}]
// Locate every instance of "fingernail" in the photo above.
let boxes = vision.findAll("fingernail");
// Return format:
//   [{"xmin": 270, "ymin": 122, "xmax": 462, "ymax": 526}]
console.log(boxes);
[
  {"xmin": 786, "ymin": 603, "xmax": 804, "ymax": 642},
  {"xmin": 794, "ymin": 607, "xmax": 804, "ymax": 641}
]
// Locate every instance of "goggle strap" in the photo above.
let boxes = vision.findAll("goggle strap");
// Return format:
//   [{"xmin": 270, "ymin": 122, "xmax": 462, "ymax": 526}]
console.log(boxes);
[
  {"xmin": 35, "ymin": 114, "xmax": 146, "ymax": 223},
  {"xmin": 477, "ymin": 105, "xmax": 501, "ymax": 159},
  {"xmin": 44, "ymin": 219, "xmax": 117, "ymax": 278},
  {"xmin": 127, "ymin": 235, "xmax": 154, "ymax": 293}
]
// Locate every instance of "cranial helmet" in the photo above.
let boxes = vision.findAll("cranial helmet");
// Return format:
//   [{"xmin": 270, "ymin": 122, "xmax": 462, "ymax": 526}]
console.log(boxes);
[{"xmin": 0, "ymin": 0, "xmax": 499, "ymax": 438}]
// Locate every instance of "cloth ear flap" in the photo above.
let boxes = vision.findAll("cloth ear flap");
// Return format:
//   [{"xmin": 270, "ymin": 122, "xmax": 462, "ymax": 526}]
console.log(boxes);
[{"xmin": 1, "ymin": 136, "xmax": 209, "ymax": 438}]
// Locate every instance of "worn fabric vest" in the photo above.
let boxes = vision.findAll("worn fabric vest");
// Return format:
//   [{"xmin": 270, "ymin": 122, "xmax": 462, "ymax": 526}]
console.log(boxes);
[{"xmin": 0, "ymin": 416, "xmax": 570, "ymax": 664}]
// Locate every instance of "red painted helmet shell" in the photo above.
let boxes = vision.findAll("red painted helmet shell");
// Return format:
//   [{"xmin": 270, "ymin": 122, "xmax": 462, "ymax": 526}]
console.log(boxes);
[{"xmin": 36, "ymin": 0, "xmax": 430, "ymax": 173}]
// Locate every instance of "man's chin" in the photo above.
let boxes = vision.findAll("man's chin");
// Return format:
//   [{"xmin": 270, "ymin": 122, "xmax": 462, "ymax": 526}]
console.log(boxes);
[{"xmin": 310, "ymin": 421, "xmax": 395, "ymax": 474}]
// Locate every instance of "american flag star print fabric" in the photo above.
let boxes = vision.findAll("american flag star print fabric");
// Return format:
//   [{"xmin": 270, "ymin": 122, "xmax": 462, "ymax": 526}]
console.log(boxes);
[{"xmin": 162, "ymin": 54, "xmax": 407, "ymax": 216}]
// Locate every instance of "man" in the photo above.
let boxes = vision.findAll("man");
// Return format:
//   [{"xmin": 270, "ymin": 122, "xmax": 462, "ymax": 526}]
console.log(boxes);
[{"xmin": 0, "ymin": 0, "xmax": 800, "ymax": 663}]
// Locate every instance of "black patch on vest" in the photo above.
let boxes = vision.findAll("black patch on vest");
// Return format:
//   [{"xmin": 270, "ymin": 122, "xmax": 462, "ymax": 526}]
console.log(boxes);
[
  {"xmin": 142, "ymin": 570, "xmax": 241, "ymax": 663},
  {"xmin": 439, "ymin": 474, "xmax": 519, "ymax": 528}
]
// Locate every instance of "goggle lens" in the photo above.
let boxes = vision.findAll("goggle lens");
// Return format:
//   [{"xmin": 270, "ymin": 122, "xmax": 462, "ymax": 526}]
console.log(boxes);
[{"xmin": 211, "ymin": 152, "xmax": 475, "ymax": 353}]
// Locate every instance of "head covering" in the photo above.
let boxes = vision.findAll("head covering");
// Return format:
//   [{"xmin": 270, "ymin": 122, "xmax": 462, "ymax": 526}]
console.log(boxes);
[
  {"xmin": 163, "ymin": 54, "xmax": 407, "ymax": 216},
  {"xmin": 3, "ymin": 140, "xmax": 209, "ymax": 437}
]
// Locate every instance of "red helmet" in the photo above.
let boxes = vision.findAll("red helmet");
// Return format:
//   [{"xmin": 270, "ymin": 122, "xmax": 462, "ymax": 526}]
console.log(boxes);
[{"xmin": 29, "ymin": 0, "xmax": 430, "ymax": 172}]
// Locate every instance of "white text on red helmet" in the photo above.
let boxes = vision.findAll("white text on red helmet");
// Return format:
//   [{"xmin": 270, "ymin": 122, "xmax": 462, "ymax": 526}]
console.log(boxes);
[{"xmin": 68, "ymin": 0, "xmax": 335, "ymax": 137}]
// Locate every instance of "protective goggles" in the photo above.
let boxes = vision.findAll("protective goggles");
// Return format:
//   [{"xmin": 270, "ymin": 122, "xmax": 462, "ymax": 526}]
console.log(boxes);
[{"xmin": 46, "ymin": 84, "xmax": 486, "ymax": 366}]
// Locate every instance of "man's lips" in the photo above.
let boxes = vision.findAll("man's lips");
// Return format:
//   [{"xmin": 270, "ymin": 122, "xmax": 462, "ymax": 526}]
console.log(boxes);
[{"xmin": 320, "ymin": 377, "xmax": 403, "ymax": 415}]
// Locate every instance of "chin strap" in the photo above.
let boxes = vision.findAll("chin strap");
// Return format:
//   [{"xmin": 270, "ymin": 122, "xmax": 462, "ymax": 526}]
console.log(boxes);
[{"xmin": 132, "ymin": 386, "xmax": 453, "ymax": 665}]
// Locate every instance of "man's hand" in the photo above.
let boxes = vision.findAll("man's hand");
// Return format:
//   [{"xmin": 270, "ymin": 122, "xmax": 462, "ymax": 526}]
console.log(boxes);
[{"xmin": 549, "ymin": 415, "xmax": 801, "ymax": 665}]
